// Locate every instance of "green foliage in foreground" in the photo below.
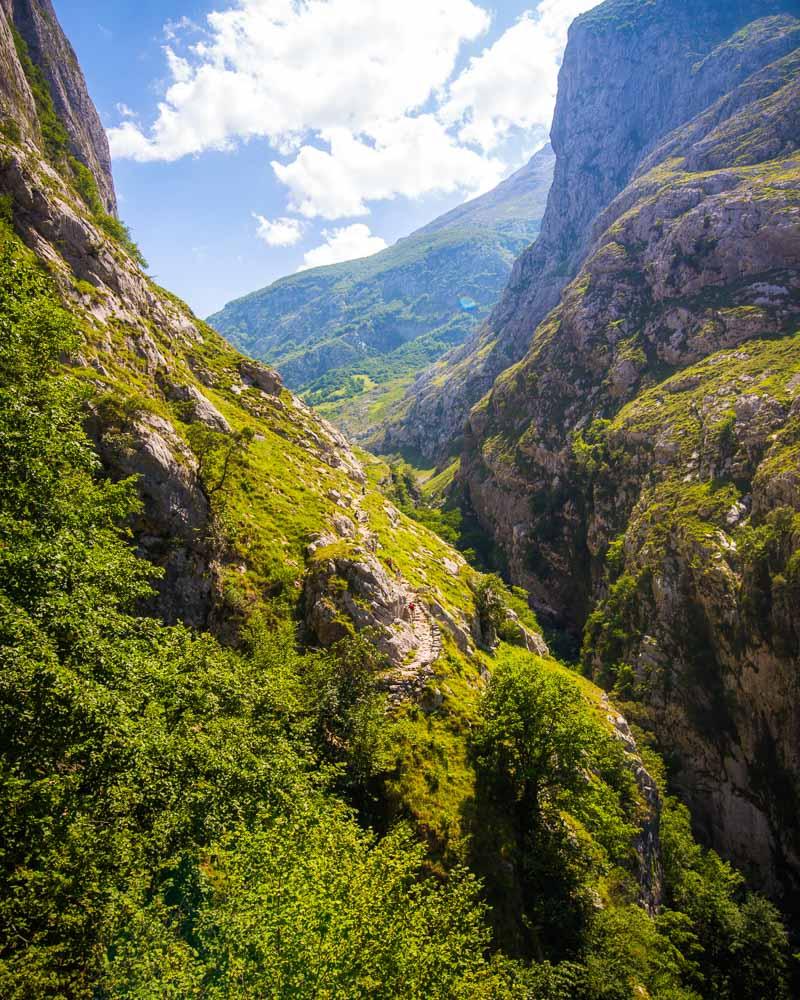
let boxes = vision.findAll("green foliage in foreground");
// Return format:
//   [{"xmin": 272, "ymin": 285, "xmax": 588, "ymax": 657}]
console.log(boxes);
[
  {"xmin": 471, "ymin": 655, "xmax": 793, "ymax": 999},
  {"xmin": 0, "ymin": 224, "xmax": 792, "ymax": 998},
  {"xmin": 0, "ymin": 226, "xmax": 507, "ymax": 997}
]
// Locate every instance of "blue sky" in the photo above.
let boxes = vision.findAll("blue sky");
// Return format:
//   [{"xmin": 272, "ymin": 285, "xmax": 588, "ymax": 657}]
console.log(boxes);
[{"xmin": 55, "ymin": 0, "xmax": 597, "ymax": 318}]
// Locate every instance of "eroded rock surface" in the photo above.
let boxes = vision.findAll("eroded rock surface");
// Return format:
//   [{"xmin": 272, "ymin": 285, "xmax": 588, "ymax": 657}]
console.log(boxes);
[
  {"xmin": 381, "ymin": 4, "xmax": 800, "ymax": 462},
  {"xmin": 459, "ymin": 18, "xmax": 800, "ymax": 904},
  {"xmin": 6, "ymin": 0, "xmax": 116, "ymax": 213},
  {"xmin": 304, "ymin": 490, "xmax": 456, "ymax": 701}
]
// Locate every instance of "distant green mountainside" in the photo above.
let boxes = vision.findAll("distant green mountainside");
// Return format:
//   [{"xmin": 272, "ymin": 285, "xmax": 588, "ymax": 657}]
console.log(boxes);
[{"xmin": 208, "ymin": 144, "xmax": 554, "ymax": 436}]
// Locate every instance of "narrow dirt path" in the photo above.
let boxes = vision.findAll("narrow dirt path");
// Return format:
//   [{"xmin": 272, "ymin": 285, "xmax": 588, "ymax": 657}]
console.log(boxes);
[{"xmin": 386, "ymin": 597, "xmax": 443, "ymax": 703}]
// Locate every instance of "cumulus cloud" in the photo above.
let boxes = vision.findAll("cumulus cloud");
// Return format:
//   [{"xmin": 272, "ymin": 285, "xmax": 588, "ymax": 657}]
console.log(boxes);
[
  {"xmin": 109, "ymin": 0, "xmax": 489, "ymax": 163},
  {"xmin": 439, "ymin": 0, "xmax": 600, "ymax": 150},
  {"xmin": 109, "ymin": 0, "xmax": 599, "ymax": 223},
  {"xmin": 274, "ymin": 119, "xmax": 505, "ymax": 220},
  {"xmin": 253, "ymin": 214, "xmax": 304, "ymax": 247},
  {"xmin": 299, "ymin": 224, "xmax": 388, "ymax": 271}
]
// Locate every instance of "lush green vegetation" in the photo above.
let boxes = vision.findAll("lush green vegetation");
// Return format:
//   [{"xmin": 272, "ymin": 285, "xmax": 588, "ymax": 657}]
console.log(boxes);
[
  {"xmin": 210, "ymin": 225, "xmax": 516, "ymax": 386},
  {"xmin": 304, "ymin": 312, "xmax": 475, "ymax": 408},
  {"xmin": 304, "ymin": 320, "xmax": 474, "ymax": 440},
  {"xmin": 380, "ymin": 456, "xmax": 498, "ymax": 568},
  {"xmin": 1, "ymin": 216, "xmax": 792, "ymax": 996},
  {"xmin": 69, "ymin": 154, "xmax": 148, "ymax": 268},
  {"xmin": 0, "ymin": 223, "xmax": 513, "ymax": 997},
  {"xmin": 465, "ymin": 651, "xmax": 793, "ymax": 998}
]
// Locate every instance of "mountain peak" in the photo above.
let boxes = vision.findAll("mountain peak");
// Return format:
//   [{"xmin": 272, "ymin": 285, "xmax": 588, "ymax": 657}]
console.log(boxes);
[
  {"xmin": 208, "ymin": 144, "xmax": 555, "ymax": 437},
  {"xmin": 1, "ymin": 0, "xmax": 116, "ymax": 214}
]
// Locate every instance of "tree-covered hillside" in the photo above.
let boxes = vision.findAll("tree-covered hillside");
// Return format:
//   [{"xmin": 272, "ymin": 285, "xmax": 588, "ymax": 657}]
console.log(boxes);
[{"xmin": 208, "ymin": 146, "xmax": 554, "ymax": 440}]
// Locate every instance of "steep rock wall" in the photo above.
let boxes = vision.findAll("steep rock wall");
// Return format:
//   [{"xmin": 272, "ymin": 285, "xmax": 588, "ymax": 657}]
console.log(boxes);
[
  {"xmin": 381, "ymin": 1, "xmax": 800, "ymax": 461},
  {"xmin": 460, "ymin": 33, "xmax": 800, "ymax": 904},
  {"xmin": 2, "ymin": 0, "xmax": 116, "ymax": 213}
]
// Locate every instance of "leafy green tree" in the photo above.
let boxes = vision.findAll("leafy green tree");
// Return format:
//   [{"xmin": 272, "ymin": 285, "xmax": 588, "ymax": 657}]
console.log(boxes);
[
  {"xmin": 473, "ymin": 656, "xmax": 596, "ymax": 825},
  {"xmin": 305, "ymin": 631, "xmax": 392, "ymax": 798},
  {"xmin": 471, "ymin": 655, "xmax": 610, "ymax": 959},
  {"xmin": 188, "ymin": 813, "xmax": 505, "ymax": 999},
  {"xmin": 659, "ymin": 796, "xmax": 791, "ymax": 1000},
  {"xmin": 473, "ymin": 574, "xmax": 509, "ymax": 647},
  {"xmin": 580, "ymin": 905, "xmax": 701, "ymax": 1000},
  {"xmin": 186, "ymin": 422, "xmax": 255, "ymax": 500}
]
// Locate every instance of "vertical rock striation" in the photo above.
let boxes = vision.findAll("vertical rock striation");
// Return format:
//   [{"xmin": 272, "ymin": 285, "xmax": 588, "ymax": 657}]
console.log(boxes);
[
  {"xmin": 459, "ymin": 11, "xmax": 800, "ymax": 906},
  {"xmin": 3, "ymin": 0, "xmax": 116, "ymax": 213},
  {"xmin": 383, "ymin": 0, "xmax": 800, "ymax": 462}
]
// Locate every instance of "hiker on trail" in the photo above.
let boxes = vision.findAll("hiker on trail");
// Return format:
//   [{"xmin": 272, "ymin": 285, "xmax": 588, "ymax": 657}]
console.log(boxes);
[{"xmin": 409, "ymin": 602, "xmax": 415, "ymax": 615}]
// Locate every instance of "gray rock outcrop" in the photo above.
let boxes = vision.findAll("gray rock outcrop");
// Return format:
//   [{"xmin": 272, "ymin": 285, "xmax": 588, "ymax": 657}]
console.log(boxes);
[
  {"xmin": 458, "ymin": 14, "xmax": 800, "ymax": 905},
  {"xmin": 5, "ymin": 0, "xmax": 117, "ymax": 213},
  {"xmin": 89, "ymin": 411, "xmax": 215, "ymax": 628}
]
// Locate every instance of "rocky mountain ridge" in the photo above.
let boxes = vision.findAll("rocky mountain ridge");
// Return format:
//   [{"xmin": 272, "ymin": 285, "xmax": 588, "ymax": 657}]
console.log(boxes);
[
  {"xmin": 379, "ymin": 0, "xmax": 800, "ymax": 462},
  {"xmin": 209, "ymin": 145, "xmax": 554, "ymax": 441},
  {"xmin": 0, "ymin": 0, "xmax": 664, "ymax": 878},
  {"xmin": 458, "ymin": 7, "xmax": 800, "ymax": 905}
]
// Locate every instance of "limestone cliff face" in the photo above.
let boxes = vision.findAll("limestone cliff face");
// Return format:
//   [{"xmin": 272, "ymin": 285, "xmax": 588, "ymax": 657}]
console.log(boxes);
[
  {"xmin": 382, "ymin": 0, "xmax": 800, "ymax": 461},
  {"xmin": 0, "ymin": 1, "xmax": 36, "ymax": 137},
  {"xmin": 1, "ymin": 0, "xmax": 116, "ymax": 214},
  {"xmin": 460, "ymin": 20, "xmax": 800, "ymax": 905}
]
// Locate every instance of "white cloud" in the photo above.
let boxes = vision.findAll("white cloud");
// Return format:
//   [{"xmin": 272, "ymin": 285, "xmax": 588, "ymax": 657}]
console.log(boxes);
[
  {"xmin": 299, "ymin": 224, "xmax": 388, "ymax": 270},
  {"xmin": 253, "ymin": 214, "xmax": 304, "ymax": 247},
  {"xmin": 439, "ymin": 0, "xmax": 599, "ymax": 151},
  {"xmin": 164, "ymin": 15, "xmax": 200, "ymax": 42},
  {"xmin": 165, "ymin": 47, "xmax": 193, "ymax": 85},
  {"xmin": 109, "ymin": 0, "xmax": 490, "ymax": 163},
  {"xmin": 274, "ymin": 118, "xmax": 506, "ymax": 220},
  {"xmin": 116, "ymin": 102, "xmax": 137, "ymax": 119},
  {"xmin": 109, "ymin": 0, "xmax": 600, "ymax": 222}
]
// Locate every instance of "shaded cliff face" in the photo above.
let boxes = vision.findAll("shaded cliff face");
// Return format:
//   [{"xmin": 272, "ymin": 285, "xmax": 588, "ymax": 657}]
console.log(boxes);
[
  {"xmin": 380, "ymin": 0, "xmax": 800, "ymax": 461},
  {"xmin": 0, "ymin": 1, "xmax": 36, "ymax": 136},
  {"xmin": 0, "ymin": 0, "xmax": 115, "ymax": 214},
  {"xmin": 460, "ymin": 18, "xmax": 800, "ymax": 904}
]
